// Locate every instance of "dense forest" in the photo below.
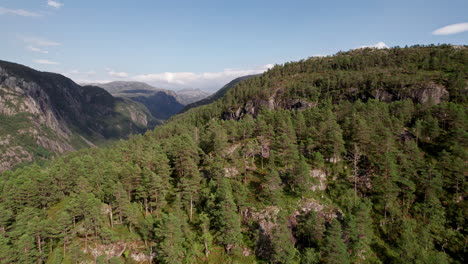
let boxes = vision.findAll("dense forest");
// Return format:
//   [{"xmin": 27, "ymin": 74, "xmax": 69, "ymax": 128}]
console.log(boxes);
[{"xmin": 0, "ymin": 45, "xmax": 466, "ymax": 263}]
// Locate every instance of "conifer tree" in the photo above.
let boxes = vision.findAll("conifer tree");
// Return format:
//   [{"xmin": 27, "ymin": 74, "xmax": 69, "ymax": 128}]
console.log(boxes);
[
  {"xmin": 155, "ymin": 212, "xmax": 186, "ymax": 264},
  {"xmin": 215, "ymin": 179, "xmax": 242, "ymax": 253},
  {"xmin": 270, "ymin": 218, "xmax": 298, "ymax": 264},
  {"xmin": 323, "ymin": 219, "xmax": 350, "ymax": 264}
]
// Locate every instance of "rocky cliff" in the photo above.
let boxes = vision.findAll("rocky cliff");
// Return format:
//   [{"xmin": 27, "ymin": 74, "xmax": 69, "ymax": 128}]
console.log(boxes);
[{"xmin": 0, "ymin": 60, "xmax": 153, "ymax": 172}]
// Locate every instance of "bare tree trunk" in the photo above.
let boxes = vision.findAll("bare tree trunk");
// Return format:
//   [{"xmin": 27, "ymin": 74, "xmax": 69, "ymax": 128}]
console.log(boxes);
[
  {"xmin": 190, "ymin": 196, "xmax": 193, "ymax": 222},
  {"xmin": 149, "ymin": 246, "xmax": 153, "ymax": 264},
  {"xmin": 37, "ymin": 235, "xmax": 42, "ymax": 263},
  {"xmin": 204, "ymin": 239, "xmax": 210, "ymax": 257}
]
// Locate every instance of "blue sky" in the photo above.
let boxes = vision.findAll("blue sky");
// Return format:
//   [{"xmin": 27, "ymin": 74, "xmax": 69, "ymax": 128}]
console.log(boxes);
[{"xmin": 1, "ymin": 0, "xmax": 467, "ymax": 91}]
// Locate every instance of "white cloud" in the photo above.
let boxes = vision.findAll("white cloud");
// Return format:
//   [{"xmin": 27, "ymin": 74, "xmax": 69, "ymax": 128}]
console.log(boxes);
[
  {"xmin": 33, "ymin": 59, "xmax": 59, "ymax": 65},
  {"xmin": 47, "ymin": 0, "xmax": 63, "ymax": 9},
  {"xmin": 66, "ymin": 65, "xmax": 273, "ymax": 91},
  {"xmin": 108, "ymin": 70, "xmax": 129, "ymax": 78},
  {"xmin": 0, "ymin": 7, "xmax": 41, "ymax": 17},
  {"xmin": 23, "ymin": 37, "xmax": 61, "ymax": 47},
  {"xmin": 132, "ymin": 64, "xmax": 273, "ymax": 91},
  {"xmin": 433, "ymin": 22, "xmax": 468, "ymax": 35},
  {"xmin": 359, "ymin": 42, "xmax": 389, "ymax": 49},
  {"xmin": 27, "ymin": 46, "xmax": 48, "ymax": 54}
]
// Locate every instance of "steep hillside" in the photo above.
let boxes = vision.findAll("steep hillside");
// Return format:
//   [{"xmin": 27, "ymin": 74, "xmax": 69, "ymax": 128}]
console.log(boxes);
[
  {"xmin": 180, "ymin": 74, "xmax": 258, "ymax": 113},
  {"xmin": 0, "ymin": 45, "xmax": 466, "ymax": 263},
  {"xmin": 0, "ymin": 61, "xmax": 153, "ymax": 171}
]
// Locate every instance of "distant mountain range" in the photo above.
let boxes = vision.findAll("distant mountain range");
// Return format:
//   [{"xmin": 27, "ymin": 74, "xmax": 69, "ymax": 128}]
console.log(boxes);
[{"xmin": 93, "ymin": 81, "xmax": 211, "ymax": 120}]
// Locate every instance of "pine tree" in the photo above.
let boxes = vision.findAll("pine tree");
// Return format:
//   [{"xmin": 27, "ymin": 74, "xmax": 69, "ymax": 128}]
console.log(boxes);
[
  {"xmin": 199, "ymin": 213, "xmax": 213, "ymax": 258},
  {"xmin": 270, "ymin": 219, "xmax": 298, "ymax": 264},
  {"xmin": 215, "ymin": 179, "xmax": 242, "ymax": 253},
  {"xmin": 296, "ymin": 211, "xmax": 325, "ymax": 249},
  {"xmin": 261, "ymin": 166, "xmax": 283, "ymax": 205},
  {"xmin": 155, "ymin": 212, "xmax": 186, "ymax": 264},
  {"xmin": 323, "ymin": 219, "xmax": 349, "ymax": 264},
  {"xmin": 291, "ymin": 155, "xmax": 312, "ymax": 195},
  {"xmin": 301, "ymin": 248, "xmax": 320, "ymax": 264}
]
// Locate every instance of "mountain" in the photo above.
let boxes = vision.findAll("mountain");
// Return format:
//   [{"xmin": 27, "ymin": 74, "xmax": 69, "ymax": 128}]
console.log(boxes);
[
  {"xmin": 0, "ymin": 45, "xmax": 466, "ymax": 263},
  {"xmin": 96, "ymin": 81, "xmax": 210, "ymax": 120},
  {"xmin": 0, "ymin": 60, "xmax": 154, "ymax": 172},
  {"xmin": 180, "ymin": 74, "xmax": 258, "ymax": 113},
  {"xmin": 93, "ymin": 81, "xmax": 162, "ymax": 94},
  {"xmin": 176, "ymin": 88, "xmax": 211, "ymax": 105}
]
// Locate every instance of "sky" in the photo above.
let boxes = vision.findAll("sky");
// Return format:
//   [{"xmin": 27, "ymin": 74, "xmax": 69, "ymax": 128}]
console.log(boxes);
[{"xmin": 0, "ymin": 0, "xmax": 467, "ymax": 92}]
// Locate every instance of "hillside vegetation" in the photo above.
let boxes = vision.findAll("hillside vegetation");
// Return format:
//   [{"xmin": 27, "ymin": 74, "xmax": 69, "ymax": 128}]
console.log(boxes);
[{"xmin": 0, "ymin": 45, "xmax": 466, "ymax": 264}]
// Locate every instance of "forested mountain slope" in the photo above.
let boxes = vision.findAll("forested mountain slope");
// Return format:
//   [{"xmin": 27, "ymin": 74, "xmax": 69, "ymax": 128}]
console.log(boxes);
[
  {"xmin": 0, "ymin": 45, "xmax": 466, "ymax": 264},
  {"xmin": 0, "ymin": 61, "xmax": 154, "ymax": 172}
]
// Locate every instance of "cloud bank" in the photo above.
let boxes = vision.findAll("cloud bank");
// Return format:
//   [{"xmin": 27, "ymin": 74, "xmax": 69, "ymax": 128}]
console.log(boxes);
[
  {"xmin": 47, "ymin": 1, "xmax": 63, "ymax": 9},
  {"xmin": 132, "ymin": 64, "xmax": 273, "ymax": 91},
  {"xmin": 0, "ymin": 7, "xmax": 41, "ymax": 17},
  {"xmin": 73, "ymin": 64, "xmax": 273, "ymax": 91},
  {"xmin": 433, "ymin": 23, "xmax": 468, "ymax": 35}
]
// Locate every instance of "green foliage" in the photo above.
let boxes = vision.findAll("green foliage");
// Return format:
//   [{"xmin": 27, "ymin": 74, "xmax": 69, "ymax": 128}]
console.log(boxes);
[
  {"xmin": 323, "ymin": 219, "xmax": 350, "ymax": 264},
  {"xmin": 0, "ymin": 45, "xmax": 466, "ymax": 263}
]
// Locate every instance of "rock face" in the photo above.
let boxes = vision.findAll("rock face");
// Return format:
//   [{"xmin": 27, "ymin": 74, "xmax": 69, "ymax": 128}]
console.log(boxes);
[
  {"xmin": 409, "ymin": 82, "xmax": 449, "ymax": 104},
  {"xmin": 373, "ymin": 82, "xmax": 449, "ymax": 104},
  {"xmin": 310, "ymin": 169, "xmax": 327, "ymax": 191},
  {"xmin": 0, "ymin": 60, "xmax": 152, "ymax": 172},
  {"xmin": 222, "ymin": 80, "xmax": 449, "ymax": 121},
  {"xmin": 290, "ymin": 198, "xmax": 341, "ymax": 226},
  {"xmin": 222, "ymin": 89, "xmax": 316, "ymax": 120}
]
